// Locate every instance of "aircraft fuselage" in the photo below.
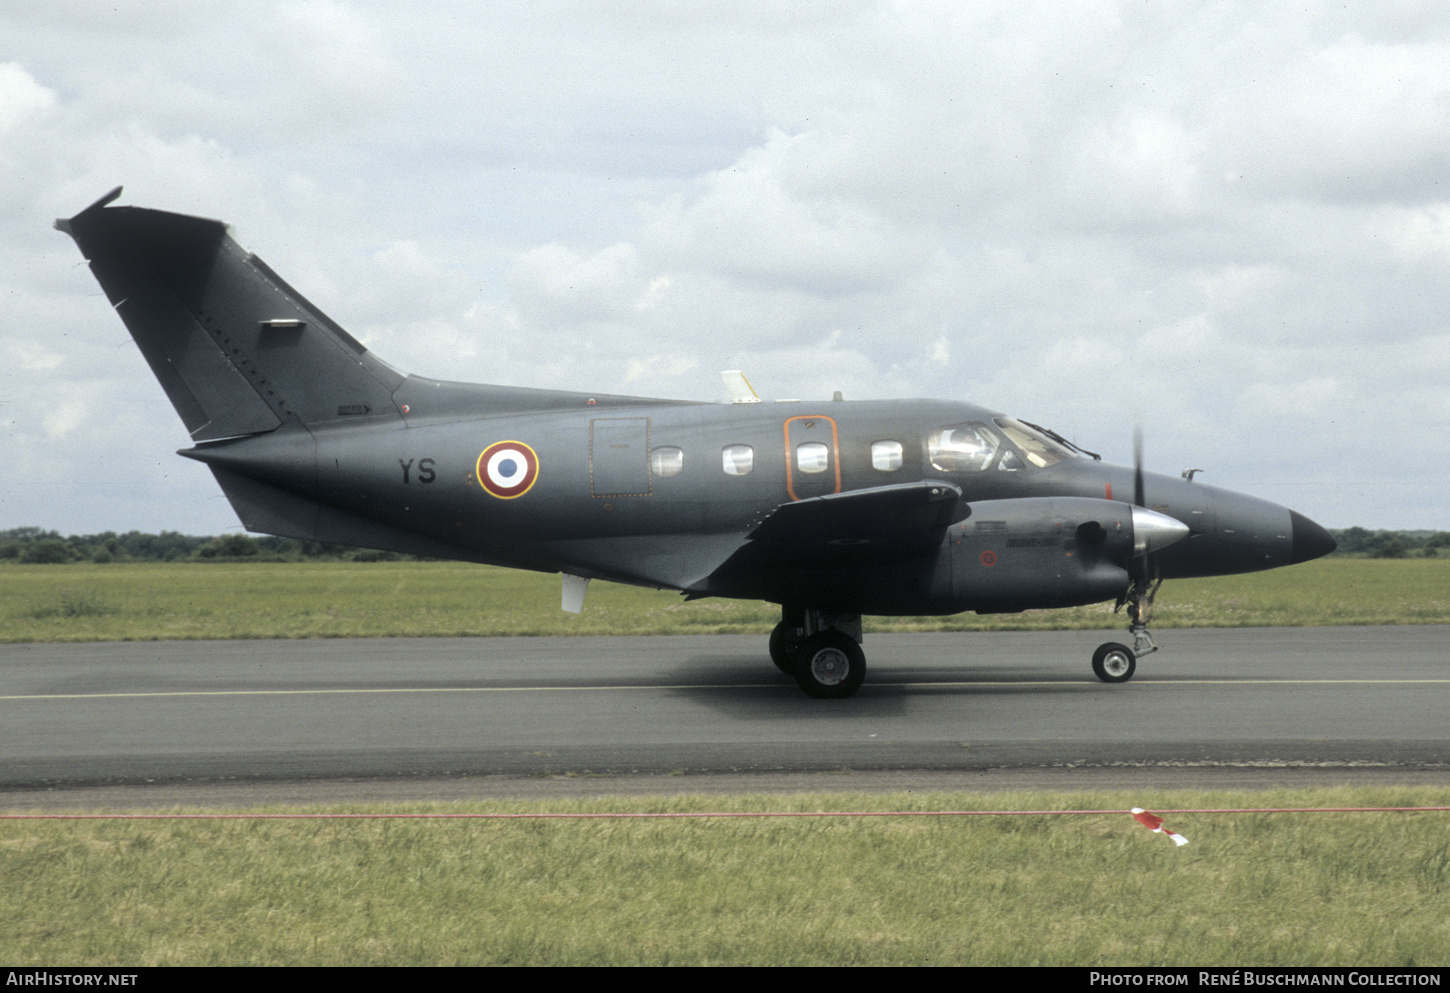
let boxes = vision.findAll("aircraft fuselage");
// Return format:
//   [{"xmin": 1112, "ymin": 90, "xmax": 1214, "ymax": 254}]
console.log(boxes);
[{"xmin": 181, "ymin": 386, "xmax": 1331, "ymax": 617}]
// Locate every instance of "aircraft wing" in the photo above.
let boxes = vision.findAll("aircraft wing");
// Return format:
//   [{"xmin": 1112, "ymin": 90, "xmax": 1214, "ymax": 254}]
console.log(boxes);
[{"xmin": 708, "ymin": 480, "xmax": 965, "ymax": 579}]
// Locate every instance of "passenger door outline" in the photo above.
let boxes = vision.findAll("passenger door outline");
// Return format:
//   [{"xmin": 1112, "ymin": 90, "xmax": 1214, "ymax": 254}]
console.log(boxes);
[
  {"xmin": 590, "ymin": 417, "xmax": 652, "ymax": 497},
  {"xmin": 782, "ymin": 415, "xmax": 841, "ymax": 501}
]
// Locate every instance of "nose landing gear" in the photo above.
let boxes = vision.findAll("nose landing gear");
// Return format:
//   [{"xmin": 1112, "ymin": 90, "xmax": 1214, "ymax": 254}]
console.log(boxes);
[{"xmin": 1094, "ymin": 575, "xmax": 1162, "ymax": 683}]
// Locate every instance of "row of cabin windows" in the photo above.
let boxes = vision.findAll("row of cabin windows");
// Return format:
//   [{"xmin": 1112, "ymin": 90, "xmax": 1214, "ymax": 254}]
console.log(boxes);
[{"xmin": 648, "ymin": 440, "xmax": 905, "ymax": 479}]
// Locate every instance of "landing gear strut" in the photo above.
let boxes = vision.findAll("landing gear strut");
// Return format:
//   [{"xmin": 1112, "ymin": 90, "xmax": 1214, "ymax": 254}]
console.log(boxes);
[
  {"xmin": 771, "ymin": 606, "xmax": 865, "ymax": 698},
  {"xmin": 768, "ymin": 621, "xmax": 803, "ymax": 674},
  {"xmin": 1093, "ymin": 576, "xmax": 1162, "ymax": 684}
]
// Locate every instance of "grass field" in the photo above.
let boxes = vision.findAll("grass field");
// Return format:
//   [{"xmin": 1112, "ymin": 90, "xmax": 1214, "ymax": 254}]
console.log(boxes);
[
  {"xmin": 4, "ymin": 564, "xmax": 1447, "ymax": 965},
  {"xmin": 1, "ymin": 557, "xmax": 1447, "ymax": 642},
  {"xmin": 3, "ymin": 787, "xmax": 1448, "ymax": 966}
]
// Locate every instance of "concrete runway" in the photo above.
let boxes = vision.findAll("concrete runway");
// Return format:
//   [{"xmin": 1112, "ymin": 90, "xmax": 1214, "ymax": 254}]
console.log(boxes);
[{"xmin": 3, "ymin": 627, "xmax": 1448, "ymax": 805}]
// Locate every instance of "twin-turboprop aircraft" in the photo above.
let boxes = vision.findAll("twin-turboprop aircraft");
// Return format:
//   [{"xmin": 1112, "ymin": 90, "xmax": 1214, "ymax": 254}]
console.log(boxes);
[{"xmin": 58, "ymin": 189, "xmax": 1337, "ymax": 697}]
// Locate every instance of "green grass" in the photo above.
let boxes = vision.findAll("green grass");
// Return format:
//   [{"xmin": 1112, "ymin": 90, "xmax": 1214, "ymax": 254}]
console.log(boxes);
[
  {"xmin": 1, "ymin": 558, "xmax": 1447, "ymax": 642},
  {"xmin": 3, "ymin": 787, "xmax": 1448, "ymax": 966}
]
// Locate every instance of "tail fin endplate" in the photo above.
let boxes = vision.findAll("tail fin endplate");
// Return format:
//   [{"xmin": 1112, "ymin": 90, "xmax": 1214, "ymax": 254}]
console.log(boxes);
[{"xmin": 57, "ymin": 187, "xmax": 403, "ymax": 441}]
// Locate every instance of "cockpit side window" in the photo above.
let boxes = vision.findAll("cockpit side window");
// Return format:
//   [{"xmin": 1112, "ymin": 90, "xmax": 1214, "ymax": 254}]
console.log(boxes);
[
  {"xmin": 993, "ymin": 418, "xmax": 1078, "ymax": 468},
  {"xmin": 927, "ymin": 422, "xmax": 1000, "ymax": 472}
]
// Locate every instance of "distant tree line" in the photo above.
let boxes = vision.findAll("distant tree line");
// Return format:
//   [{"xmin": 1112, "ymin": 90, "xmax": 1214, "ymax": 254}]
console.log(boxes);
[
  {"xmin": 0, "ymin": 527, "xmax": 413, "ymax": 564},
  {"xmin": 2, "ymin": 525, "xmax": 1445, "ymax": 564},
  {"xmin": 1329, "ymin": 528, "xmax": 1450, "ymax": 559}
]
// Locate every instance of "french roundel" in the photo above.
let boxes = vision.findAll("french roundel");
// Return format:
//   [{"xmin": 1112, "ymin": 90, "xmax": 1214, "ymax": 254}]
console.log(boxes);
[{"xmin": 476, "ymin": 441, "xmax": 539, "ymax": 499}]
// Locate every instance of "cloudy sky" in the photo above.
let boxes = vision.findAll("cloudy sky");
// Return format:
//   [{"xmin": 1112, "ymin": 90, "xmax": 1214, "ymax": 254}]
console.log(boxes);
[{"xmin": 4, "ymin": 0, "xmax": 1448, "ymax": 535}]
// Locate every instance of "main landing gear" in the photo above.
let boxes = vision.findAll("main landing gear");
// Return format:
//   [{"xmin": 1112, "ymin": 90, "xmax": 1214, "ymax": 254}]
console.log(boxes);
[
  {"xmin": 1092, "ymin": 575, "xmax": 1163, "ymax": 684},
  {"xmin": 773, "ymin": 582, "xmax": 1165, "ymax": 693},
  {"xmin": 770, "ymin": 607, "xmax": 865, "ymax": 699}
]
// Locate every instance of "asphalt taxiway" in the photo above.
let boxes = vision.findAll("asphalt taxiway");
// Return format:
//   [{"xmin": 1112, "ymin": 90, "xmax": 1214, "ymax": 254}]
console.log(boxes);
[{"xmin": 3, "ymin": 627, "xmax": 1447, "ymax": 805}]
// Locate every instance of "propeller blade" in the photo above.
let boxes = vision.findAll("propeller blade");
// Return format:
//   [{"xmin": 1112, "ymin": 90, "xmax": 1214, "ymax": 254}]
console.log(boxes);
[
  {"xmin": 1133, "ymin": 426, "xmax": 1145, "ymax": 508},
  {"xmin": 1130, "ymin": 426, "xmax": 1149, "ymax": 586}
]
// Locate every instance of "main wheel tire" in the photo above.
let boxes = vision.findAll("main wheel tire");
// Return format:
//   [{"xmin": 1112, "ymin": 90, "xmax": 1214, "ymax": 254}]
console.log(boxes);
[
  {"xmin": 793, "ymin": 631, "xmax": 866, "ymax": 699},
  {"xmin": 769, "ymin": 622, "xmax": 804, "ymax": 675},
  {"xmin": 1092, "ymin": 642, "xmax": 1137, "ymax": 683}
]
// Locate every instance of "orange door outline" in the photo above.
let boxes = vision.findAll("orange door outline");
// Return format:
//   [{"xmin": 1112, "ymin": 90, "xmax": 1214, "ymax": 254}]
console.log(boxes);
[{"xmin": 782, "ymin": 415, "xmax": 842, "ymax": 501}]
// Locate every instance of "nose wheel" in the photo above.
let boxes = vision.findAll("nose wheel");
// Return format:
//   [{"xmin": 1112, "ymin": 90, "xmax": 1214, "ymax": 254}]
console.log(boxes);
[{"xmin": 1092, "ymin": 642, "xmax": 1136, "ymax": 682}]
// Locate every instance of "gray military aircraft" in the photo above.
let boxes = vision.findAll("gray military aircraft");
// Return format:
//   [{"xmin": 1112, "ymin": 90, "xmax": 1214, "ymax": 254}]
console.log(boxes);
[{"xmin": 58, "ymin": 188, "xmax": 1336, "ymax": 697}]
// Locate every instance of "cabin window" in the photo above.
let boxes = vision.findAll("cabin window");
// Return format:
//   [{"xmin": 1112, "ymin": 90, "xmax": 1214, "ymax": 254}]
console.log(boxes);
[
  {"xmin": 722, "ymin": 444, "xmax": 754, "ymax": 476},
  {"xmin": 927, "ymin": 422, "xmax": 1000, "ymax": 472},
  {"xmin": 796, "ymin": 442, "xmax": 830, "ymax": 473},
  {"xmin": 650, "ymin": 446, "xmax": 684, "ymax": 478},
  {"xmin": 871, "ymin": 440, "xmax": 903, "ymax": 471}
]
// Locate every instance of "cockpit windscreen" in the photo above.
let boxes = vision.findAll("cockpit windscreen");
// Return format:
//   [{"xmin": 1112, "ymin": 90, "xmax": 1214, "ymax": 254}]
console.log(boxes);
[
  {"xmin": 993, "ymin": 418, "xmax": 1079, "ymax": 468},
  {"xmin": 927, "ymin": 418, "xmax": 1081, "ymax": 472}
]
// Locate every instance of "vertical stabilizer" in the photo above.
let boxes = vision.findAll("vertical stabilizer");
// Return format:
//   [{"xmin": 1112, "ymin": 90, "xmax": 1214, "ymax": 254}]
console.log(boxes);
[{"xmin": 57, "ymin": 189, "xmax": 404, "ymax": 440}]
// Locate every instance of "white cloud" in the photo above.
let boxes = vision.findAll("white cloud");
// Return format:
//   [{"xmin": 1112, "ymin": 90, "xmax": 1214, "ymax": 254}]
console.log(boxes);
[
  {"xmin": 41, "ymin": 388, "xmax": 90, "ymax": 440},
  {"xmin": 509, "ymin": 242, "xmax": 645, "ymax": 321},
  {"xmin": 1376, "ymin": 202, "xmax": 1450, "ymax": 262},
  {"xmin": 1237, "ymin": 33, "xmax": 1450, "ymax": 200},
  {"xmin": 623, "ymin": 352, "xmax": 699, "ymax": 386},
  {"xmin": 5, "ymin": 1, "xmax": 1450, "ymax": 531},
  {"xmin": 8, "ymin": 342, "xmax": 64, "ymax": 372},
  {"xmin": 0, "ymin": 62, "xmax": 55, "ymax": 136},
  {"xmin": 1237, "ymin": 376, "xmax": 1344, "ymax": 421},
  {"xmin": 1070, "ymin": 109, "xmax": 1207, "ymax": 223},
  {"xmin": 264, "ymin": 0, "xmax": 405, "ymax": 130}
]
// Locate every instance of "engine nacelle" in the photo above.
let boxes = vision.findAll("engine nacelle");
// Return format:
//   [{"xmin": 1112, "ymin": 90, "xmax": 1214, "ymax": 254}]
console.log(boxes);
[{"xmin": 933, "ymin": 496, "xmax": 1165, "ymax": 613}]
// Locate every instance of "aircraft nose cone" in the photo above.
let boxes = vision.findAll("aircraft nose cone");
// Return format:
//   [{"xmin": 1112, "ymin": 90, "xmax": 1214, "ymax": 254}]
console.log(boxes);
[{"xmin": 1289, "ymin": 510, "xmax": 1337, "ymax": 564}]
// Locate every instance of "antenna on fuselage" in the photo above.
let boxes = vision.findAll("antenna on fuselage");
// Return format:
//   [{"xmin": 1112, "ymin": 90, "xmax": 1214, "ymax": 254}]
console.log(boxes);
[{"xmin": 720, "ymin": 370, "xmax": 762, "ymax": 404}]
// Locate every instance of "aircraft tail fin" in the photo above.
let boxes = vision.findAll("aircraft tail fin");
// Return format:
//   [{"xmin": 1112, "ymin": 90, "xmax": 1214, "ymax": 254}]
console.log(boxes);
[{"xmin": 57, "ymin": 187, "xmax": 404, "ymax": 441}]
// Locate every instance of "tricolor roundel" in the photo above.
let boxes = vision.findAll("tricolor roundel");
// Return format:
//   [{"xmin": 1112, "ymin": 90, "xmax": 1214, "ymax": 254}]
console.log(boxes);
[{"xmin": 476, "ymin": 441, "xmax": 540, "ymax": 499}]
